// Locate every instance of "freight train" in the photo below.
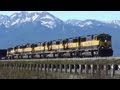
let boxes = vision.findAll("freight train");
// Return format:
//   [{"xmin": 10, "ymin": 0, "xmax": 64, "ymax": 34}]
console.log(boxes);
[{"xmin": 0, "ymin": 33, "xmax": 113, "ymax": 59}]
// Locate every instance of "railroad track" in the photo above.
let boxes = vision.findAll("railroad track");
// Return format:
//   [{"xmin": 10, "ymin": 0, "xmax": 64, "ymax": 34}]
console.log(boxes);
[{"xmin": 0, "ymin": 57, "xmax": 120, "ymax": 62}]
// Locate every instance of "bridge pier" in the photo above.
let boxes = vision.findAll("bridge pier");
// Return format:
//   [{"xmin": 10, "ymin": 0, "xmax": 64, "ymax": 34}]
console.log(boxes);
[
  {"xmin": 96, "ymin": 65, "xmax": 100, "ymax": 76},
  {"xmin": 15, "ymin": 64, "xmax": 17, "ymax": 70},
  {"xmin": 65, "ymin": 64, "xmax": 67, "ymax": 73},
  {"xmin": 41, "ymin": 64, "xmax": 44, "ymax": 71},
  {"xmin": 30, "ymin": 64, "xmax": 33, "ymax": 71},
  {"xmin": 55, "ymin": 64, "xmax": 58, "ymax": 72},
  {"xmin": 24, "ymin": 64, "xmax": 27, "ymax": 70},
  {"xmin": 91, "ymin": 64, "xmax": 94, "ymax": 75},
  {"xmin": 40, "ymin": 64, "xmax": 42, "ymax": 71},
  {"xmin": 13, "ymin": 64, "xmax": 15, "ymax": 70},
  {"xmin": 34, "ymin": 64, "xmax": 36, "ymax": 71},
  {"xmin": 36, "ymin": 64, "xmax": 38, "ymax": 71},
  {"xmin": 20, "ymin": 64, "xmax": 23, "ymax": 70},
  {"xmin": 29, "ymin": 64, "xmax": 32, "ymax": 71},
  {"xmin": 69, "ymin": 64, "xmax": 72, "ymax": 73},
  {"xmin": 51, "ymin": 64, "xmax": 53, "ymax": 72},
  {"xmin": 44, "ymin": 64, "xmax": 47, "ymax": 72},
  {"xmin": 33, "ymin": 64, "xmax": 36, "ymax": 71},
  {"xmin": 79, "ymin": 64, "xmax": 82, "ymax": 74},
  {"xmin": 60, "ymin": 64, "xmax": 62, "ymax": 73},
  {"xmin": 111, "ymin": 64, "xmax": 115, "ymax": 77},
  {"xmin": 85, "ymin": 64, "xmax": 89, "ymax": 74},
  {"xmin": 38, "ymin": 64, "xmax": 40, "ymax": 71},
  {"xmin": 19, "ymin": 64, "xmax": 21, "ymax": 70},
  {"xmin": 47, "ymin": 64, "xmax": 49, "ymax": 72},
  {"xmin": 104, "ymin": 65, "xmax": 108, "ymax": 76},
  {"xmin": 74, "ymin": 64, "xmax": 77, "ymax": 73},
  {"xmin": 22, "ymin": 64, "xmax": 24, "ymax": 70}
]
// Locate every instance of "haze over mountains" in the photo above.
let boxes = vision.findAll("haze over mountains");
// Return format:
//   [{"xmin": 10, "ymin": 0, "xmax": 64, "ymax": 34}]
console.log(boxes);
[{"xmin": 0, "ymin": 11, "xmax": 120, "ymax": 56}]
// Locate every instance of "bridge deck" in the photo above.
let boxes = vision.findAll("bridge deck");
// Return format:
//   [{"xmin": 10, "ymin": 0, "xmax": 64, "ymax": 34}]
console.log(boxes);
[{"xmin": 0, "ymin": 57, "xmax": 120, "ymax": 62}]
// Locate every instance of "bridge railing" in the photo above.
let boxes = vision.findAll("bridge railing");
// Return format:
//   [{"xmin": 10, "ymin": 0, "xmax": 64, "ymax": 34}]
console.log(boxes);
[{"xmin": 0, "ymin": 62, "xmax": 120, "ymax": 78}]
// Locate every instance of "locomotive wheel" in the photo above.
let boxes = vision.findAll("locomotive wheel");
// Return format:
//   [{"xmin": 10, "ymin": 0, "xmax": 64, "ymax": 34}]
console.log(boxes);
[
  {"xmin": 39, "ymin": 54, "xmax": 42, "ymax": 58},
  {"xmin": 91, "ymin": 51, "xmax": 94, "ymax": 57},
  {"xmin": 17, "ymin": 55, "xmax": 20, "ymax": 59},
  {"xmin": 69, "ymin": 52, "xmax": 73, "ymax": 58},
  {"xmin": 31, "ymin": 54, "xmax": 35, "ymax": 59},
  {"xmin": 53, "ymin": 53, "xmax": 56, "ymax": 58}
]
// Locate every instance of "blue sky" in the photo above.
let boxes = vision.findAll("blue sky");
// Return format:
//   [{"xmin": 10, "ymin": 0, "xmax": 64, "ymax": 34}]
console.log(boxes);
[{"xmin": 0, "ymin": 11, "xmax": 120, "ymax": 21}]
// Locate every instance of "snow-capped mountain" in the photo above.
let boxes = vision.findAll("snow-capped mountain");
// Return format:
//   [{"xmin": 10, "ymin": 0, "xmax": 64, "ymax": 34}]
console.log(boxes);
[
  {"xmin": 110, "ymin": 20, "xmax": 120, "ymax": 26},
  {"xmin": 0, "ymin": 11, "xmax": 120, "ymax": 56},
  {"xmin": 66, "ymin": 19, "xmax": 93, "ymax": 27},
  {"xmin": 66, "ymin": 19, "xmax": 113, "ymax": 27},
  {"xmin": 0, "ymin": 11, "xmax": 63, "ymax": 29}
]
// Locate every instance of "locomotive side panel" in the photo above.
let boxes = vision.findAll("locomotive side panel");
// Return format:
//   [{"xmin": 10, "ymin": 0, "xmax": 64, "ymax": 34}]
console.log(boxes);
[
  {"xmin": 58, "ymin": 44, "xmax": 64, "ymax": 49},
  {"xmin": 44, "ymin": 45, "xmax": 48, "ymax": 51},
  {"xmin": 24, "ymin": 47, "xmax": 32, "ymax": 53},
  {"xmin": 68, "ymin": 42, "xmax": 79, "ymax": 49},
  {"xmin": 10, "ymin": 49, "xmax": 15, "ymax": 54},
  {"xmin": 52, "ymin": 44, "xmax": 59, "ymax": 50},
  {"xmin": 81, "ymin": 40, "xmax": 99, "ymax": 47},
  {"xmin": 34, "ymin": 46, "xmax": 41, "ymax": 51},
  {"xmin": 17, "ymin": 48, "xmax": 23, "ymax": 53},
  {"xmin": 34, "ymin": 46, "xmax": 44, "ymax": 51}
]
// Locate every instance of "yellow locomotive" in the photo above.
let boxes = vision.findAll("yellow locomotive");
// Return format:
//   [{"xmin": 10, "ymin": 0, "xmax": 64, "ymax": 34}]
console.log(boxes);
[{"xmin": 7, "ymin": 33, "xmax": 113, "ymax": 59}]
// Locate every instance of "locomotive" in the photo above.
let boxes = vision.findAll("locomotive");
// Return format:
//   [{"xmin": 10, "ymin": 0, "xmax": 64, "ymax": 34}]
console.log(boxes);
[{"xmin": 5, "ymin": 33, "xmax": 113, "ymax": 59}]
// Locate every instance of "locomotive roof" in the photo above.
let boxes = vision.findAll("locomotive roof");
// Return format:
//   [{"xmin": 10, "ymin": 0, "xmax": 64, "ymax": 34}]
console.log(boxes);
[{"xmin": 98, "ymin": 33, "xmax": 111, "ymax": 36}]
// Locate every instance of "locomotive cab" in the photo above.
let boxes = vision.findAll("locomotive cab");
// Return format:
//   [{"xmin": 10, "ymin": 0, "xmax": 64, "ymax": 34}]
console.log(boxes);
[{"xmin": 97, "ymin": 33, "xmax": 113, "ymax": 57}]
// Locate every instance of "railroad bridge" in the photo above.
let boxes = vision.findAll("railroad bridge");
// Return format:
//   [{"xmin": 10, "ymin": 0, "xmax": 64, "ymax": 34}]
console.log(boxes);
[{"xmin": 0, "ymin": 57, "xmax": 120, "ymax": 78}]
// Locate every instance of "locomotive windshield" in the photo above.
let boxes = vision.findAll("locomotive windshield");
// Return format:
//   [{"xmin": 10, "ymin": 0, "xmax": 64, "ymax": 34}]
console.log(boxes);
[{"xmin": 97, "ymin": 34, "xmax": 111, "ymax": 42}]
